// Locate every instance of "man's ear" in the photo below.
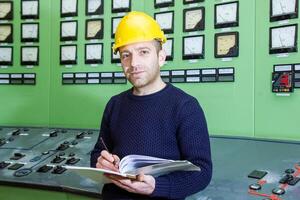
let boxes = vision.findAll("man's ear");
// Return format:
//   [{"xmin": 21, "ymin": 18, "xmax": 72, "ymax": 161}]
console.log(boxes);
[{"xmin": 158, "ymin": 49, "xmax": 166, "ymax": 68}]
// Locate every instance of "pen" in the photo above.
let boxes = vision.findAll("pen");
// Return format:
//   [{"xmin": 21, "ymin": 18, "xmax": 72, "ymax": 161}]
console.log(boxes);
[{"xmin": 100, "ymin": 137, "xmax": 117, "ymax": 165}]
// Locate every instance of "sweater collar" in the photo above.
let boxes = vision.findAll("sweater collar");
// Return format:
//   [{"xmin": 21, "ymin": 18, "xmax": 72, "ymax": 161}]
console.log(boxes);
[{"xmin": 127, "ymin": 83, "xmax": 171, "ymax": 101}]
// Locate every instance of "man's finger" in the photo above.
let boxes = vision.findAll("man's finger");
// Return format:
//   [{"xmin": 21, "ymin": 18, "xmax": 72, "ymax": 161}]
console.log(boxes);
[
  {"xmin": 137, "ymin": 173, "xmax": 145, "ymax": 182},
  {"xmin": 112, "ymin": 154, "xmax": 120, "ymax": 166},
  {"xmin": 100, "ymin": 150, "xmax": 115, "ymax": 163},
  {"xmin": 99, "ymin": 158, "xmax": 119, "ymax": 171}
]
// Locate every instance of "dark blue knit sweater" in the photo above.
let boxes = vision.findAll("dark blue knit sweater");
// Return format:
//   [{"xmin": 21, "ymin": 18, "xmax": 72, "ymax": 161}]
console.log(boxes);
[{"xmin": 90, "ymin": 83, "xmax": 212, "ymax": 199}]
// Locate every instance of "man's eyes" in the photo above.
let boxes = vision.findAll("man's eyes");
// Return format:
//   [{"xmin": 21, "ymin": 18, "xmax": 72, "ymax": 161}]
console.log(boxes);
[
  {"xmin": 121, "ymin": 49, "xmax": 150, "ymax": 59},
  {"xmin": 121, "ymin": 53, "xmax": 129, "ymax": 59},
  {"xmin": 140, "ymin": 50, "xmax": 149, "ymax": 55}
]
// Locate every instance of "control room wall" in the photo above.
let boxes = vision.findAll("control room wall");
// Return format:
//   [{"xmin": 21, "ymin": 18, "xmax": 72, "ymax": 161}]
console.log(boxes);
[
  {"xmin": 0, "ymin": 0, "xmax": 51, "ymax": 127},
  {"xmin": 254, "ymin": 0, "xmax": 300, "ymax": 141},
  {"xmin": 0, "ymin": 0, "xmax": 299, "ymax": 141}
]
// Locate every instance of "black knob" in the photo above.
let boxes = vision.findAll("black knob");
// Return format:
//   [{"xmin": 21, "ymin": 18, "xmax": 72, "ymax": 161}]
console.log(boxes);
[
  {"xmin": 272, "ymin": 188, "xmax": 285, "ymax": 195},
  {"xmin": 285, "ymin": 168, "xmax": 295, "ymax": 174},
  {"xmin": 59, "ymin": 152, "xmax": 65, "ymax": 156},
  {"xmin": 249, "ymin": 183, "xmax": 261, "ymax": 190},
  {"xmin": 69, "ymin": 153, "xmax": 75, "ymax": 157}
]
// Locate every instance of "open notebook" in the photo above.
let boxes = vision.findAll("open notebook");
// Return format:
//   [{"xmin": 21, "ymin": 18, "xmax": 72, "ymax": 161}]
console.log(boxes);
[{"xmin": 65, "ymin": 154, "xmax": 200, "ymax": 183}]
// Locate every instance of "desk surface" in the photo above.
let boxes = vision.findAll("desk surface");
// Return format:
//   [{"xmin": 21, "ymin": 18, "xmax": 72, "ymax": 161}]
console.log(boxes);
[{"xmin": 1, "ymin": 127, "xmax": 300, "ymax": 200}]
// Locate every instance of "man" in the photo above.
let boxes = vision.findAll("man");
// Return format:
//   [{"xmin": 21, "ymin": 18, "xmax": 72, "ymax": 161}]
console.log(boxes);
[{"xmin": 90, "ymin": 11, "xmax": 212, "ymax": 200}]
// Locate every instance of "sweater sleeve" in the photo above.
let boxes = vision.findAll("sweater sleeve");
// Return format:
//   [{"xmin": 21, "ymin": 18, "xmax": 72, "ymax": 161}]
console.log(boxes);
[
  {"xmin": 150, "ymin": 98, "xmax": 212, "ymax": 199},
  {"xmin": 90, "ymin": 99, "xmax": 114, "ymax": 168}
]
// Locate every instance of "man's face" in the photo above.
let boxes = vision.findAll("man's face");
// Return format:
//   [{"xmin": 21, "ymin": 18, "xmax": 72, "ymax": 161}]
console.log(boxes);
[{"xmin": 119, "ymin": 41, "xmax": 165, "ymax": 89}]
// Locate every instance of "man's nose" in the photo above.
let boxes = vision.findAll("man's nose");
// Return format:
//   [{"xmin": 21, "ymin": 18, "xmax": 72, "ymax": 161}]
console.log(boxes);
[{"xmin": 130, "ymin": 52, "xmax": 141, "ymax": 68}]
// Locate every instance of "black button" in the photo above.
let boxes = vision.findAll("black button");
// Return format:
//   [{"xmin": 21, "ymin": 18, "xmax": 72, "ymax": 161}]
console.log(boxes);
[
  {"xmin": 10, "ymin": 153, "xmax": 25, "ymax": 160},
  {"xmin": 59, "ymin": 152, "xmax": 65, "ymax": 156},
  {"xmin": 14, "ymin": 153, "xmax": 24, "ymax": 157},
  {"xmin": 8, "ymin": 163, "xmax": 24, "ymax": 170},
  {"xmin": 0, "ymin": 161, "xmax": 10, "ymax": 169},
  {"xmin": 272, "ymin": 188, "xmax": 285, "ymax": 195},
  {"xmin": 285, "ymin": 168, "xmax": 295, "ymax": 174},
  {"xmin": 61, "ymin": 129, "xmax": 67, "ymax": 133},
  {"xmin": 0, "ymin": 138, "xmax": 6, "ymax": 146},
  {"xmin": 279, "ymin": 174, "xmax": 293, "ymax": 184},
  {"xmin": 37, "ymin": 165, "xmax": 53, "ymax": 173},
  {"xmin": 248, "ymin": 170, "xmax": 268, "ymax": 179},
  {"xmin": 66, "ymin": 157, "xmax": 80, "ymax": 165},
  {"xmin": 52, "ymin": 166, "xmax": 67, "ymax": 174},
  {"xmin": 51, "ymin": 156, "xmax": 65, "ymax": 164},
  {"xmin": 249, "ymin": 183, "xmax": 261, "ymax": 190},
  {"xmin": 69, "ymin": 153, "xmax": 75, "ymax": 157},
  {"xmin": 76, "ymin": 132, "xmax": 86, "ymax": 139},
  {"xmin": 11, "ymin": 129, "xmax": 21, "ymax": 136},
  {"xmin": 49, "ymin": 131, "xmax": 58, "ymax": 137},
  {"xmin": 57, "ymin": 143, "xmax": 69, "ymax": 151},
  {"xmin": 288, "ymin": 177, "xmax": 300, "ymax": 186}
]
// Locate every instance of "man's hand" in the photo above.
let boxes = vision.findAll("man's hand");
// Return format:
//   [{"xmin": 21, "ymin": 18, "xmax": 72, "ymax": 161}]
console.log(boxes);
[
  {"xmin": 96, "ymin": 150, "xmax": 120, "ymax": 172},
  {"xmin": 96, "ymin": 151, "xmax": 155, "ymax": 195},
  {"xmin": 106, "ymin": 173, "xmax": 156, "ymax": 195}
]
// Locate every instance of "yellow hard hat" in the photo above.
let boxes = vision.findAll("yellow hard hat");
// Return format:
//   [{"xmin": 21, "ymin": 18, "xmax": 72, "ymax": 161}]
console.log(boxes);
[{"xmin": 113, "ymin": 11, "xmax": 167, "ymax": 53}]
